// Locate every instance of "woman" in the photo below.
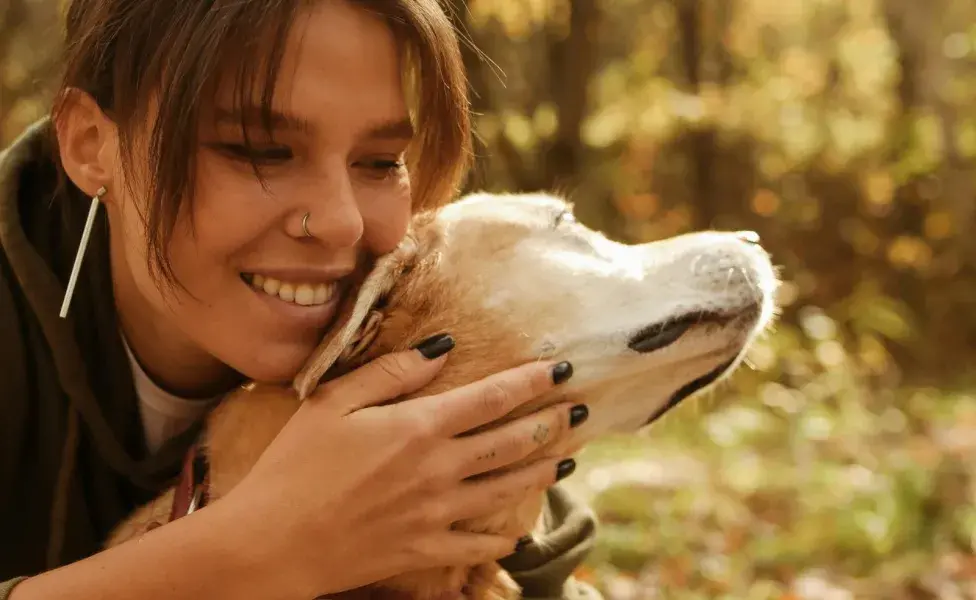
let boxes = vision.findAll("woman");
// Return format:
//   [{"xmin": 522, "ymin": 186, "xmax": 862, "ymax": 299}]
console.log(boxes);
[{"xmin": 0, "ymin": 0, "xmax": 601, "ymax": 598}]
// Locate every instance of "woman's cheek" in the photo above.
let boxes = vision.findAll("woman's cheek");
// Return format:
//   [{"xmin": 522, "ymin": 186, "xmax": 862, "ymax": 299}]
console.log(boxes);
[
  {"xmin": 189, "ymin": 165, "xmax": 284, "ymax": 252},
  {"xmin": 360, "ymin": 179, "xmax": 412, "ymax": 255}
]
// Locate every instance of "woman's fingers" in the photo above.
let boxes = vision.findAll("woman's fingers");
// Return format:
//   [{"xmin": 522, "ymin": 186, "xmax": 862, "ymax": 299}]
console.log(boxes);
[
  {"xmin": 452, "ymin": 401, "xmax": 588, "ymax": 480},
  {"xmin": 311, "ymin": 333, "xmax": 456, "ymax": 414},
  {"xmin": 405, "ymin": 530, "xmax": 525, "ymax": 569},
  {"xmin": 315, "ymin": 335, "xmax": 575, "ymax": 451},
  {"xmin": 417, "ymin": 360, "xmax": 575, "ymax": 438},
  {"xmin": 429, "ymin": 454, "xmax": 578, "ymax": 527}
]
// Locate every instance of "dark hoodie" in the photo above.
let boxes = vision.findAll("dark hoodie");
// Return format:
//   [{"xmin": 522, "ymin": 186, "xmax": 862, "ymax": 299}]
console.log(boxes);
[{"xmin": 0, "ymin": 119, "xmax": 601, "ymax": 599}]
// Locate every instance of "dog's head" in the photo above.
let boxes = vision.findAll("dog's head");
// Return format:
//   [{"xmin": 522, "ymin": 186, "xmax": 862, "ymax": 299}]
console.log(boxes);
[{"xmin": 293, "ymin": 191, "xmax": 778, "ymax": 443}]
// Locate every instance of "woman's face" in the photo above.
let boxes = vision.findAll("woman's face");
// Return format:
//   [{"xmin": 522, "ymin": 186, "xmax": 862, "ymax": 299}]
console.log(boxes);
[{"xmin": 109, "ymin": 0, "xmax": 414, "ymax": 388}]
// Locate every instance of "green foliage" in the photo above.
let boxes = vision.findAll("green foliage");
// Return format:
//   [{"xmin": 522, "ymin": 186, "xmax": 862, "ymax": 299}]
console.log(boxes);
[{"xmin": 563, "ymin": 358, "xmax": 976, "ymax": 598}]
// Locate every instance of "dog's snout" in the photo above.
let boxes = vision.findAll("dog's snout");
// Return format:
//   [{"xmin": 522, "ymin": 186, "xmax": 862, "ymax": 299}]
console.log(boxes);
[{"xmin": 656, "ymin": 231, "xmax": 773, "ymax": 311}]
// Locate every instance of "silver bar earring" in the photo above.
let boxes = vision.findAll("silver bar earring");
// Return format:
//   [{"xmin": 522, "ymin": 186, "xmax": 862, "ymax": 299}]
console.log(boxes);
[{"xmin": 59, "ymin": 185, "xmax": 107, "ymax": 319}]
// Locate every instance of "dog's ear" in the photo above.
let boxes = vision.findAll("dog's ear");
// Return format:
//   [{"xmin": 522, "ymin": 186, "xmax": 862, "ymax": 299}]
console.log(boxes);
[{"xmin": 292, "ymin": 234, "xmax": 419, "ymax": 400}]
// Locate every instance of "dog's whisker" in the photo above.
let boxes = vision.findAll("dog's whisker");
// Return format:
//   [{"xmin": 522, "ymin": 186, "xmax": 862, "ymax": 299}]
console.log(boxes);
[
  {"xmin": 532, "ymin": 338, "xmax": 558, "ymax": 363},
  {"xmin": 737, "ymin": 265, "xmax": 761, "ymax": 306}
]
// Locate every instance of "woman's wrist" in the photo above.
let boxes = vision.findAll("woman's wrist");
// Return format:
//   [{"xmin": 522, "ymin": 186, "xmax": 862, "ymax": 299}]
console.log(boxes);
[{"xmin": 10, "ymin": 499, "xmax": 279, "ymax": 600}]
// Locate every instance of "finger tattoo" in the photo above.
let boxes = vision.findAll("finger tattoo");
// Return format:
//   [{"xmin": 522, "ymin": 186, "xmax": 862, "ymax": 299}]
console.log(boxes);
[{"xmin": 533, "ymin": 423, "xmax": 550, "ymax": 444}]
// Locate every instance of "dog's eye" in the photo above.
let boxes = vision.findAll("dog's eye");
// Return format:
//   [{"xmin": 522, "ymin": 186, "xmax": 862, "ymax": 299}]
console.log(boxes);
[{"xmin": 553, "ymin": 210, "xmax": 576, "ymax": 228}]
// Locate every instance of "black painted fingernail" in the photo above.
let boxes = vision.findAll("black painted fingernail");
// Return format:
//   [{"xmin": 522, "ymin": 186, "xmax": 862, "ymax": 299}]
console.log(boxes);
[
  {"xmin": 569, "ymin": 404, "xmax": 589, "ymax": 428},
  {"xmin": 514, "ymin": 536, "xmax": 533, "ymax": 553},
  {"xmin": 551, "ymin": 361, "xmax": 573, "ymax": 385},
  {"xmin": 556, "ymin": 458, "xmax": 576, "ymax": 481},
  {"xmin": 412, "ymin": 333, "xmax": 455, "ymax": 359}
]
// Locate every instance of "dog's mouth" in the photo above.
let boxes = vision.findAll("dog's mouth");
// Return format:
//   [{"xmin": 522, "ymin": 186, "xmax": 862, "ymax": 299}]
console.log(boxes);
[
  {"xmin": 642, "ymin": 357, "xmax": 737, "ymax": 427},
  {"xmin": 627, "ymin": 311, "xmax": 727, "ymax": 354},
  {"xmin": 628, "ymin": 306, "xmax": 763, "ymax": 427}
]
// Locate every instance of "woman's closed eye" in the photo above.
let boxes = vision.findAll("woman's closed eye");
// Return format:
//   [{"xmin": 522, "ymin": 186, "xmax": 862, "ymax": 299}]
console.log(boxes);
[
  {"xmin": 206, "ymin": 142, "xmax": 404, "ymax": 179},
  {"xmin": 354, "ymin": 158, "xmax": 406, "ymax": 180},
  {"xmin": 208, "ymin": 142, "xmax": 294, "ymax": 165}
]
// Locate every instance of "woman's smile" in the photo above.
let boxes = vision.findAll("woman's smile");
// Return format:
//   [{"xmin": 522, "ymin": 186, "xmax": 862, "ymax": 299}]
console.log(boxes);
[
  {"xmin": 239, "ymin": 265, "xmax": 353, "ymax": 332},
  {"xmin": 242, "ymin": 273, "xmax": 339, "ymax": 306}
]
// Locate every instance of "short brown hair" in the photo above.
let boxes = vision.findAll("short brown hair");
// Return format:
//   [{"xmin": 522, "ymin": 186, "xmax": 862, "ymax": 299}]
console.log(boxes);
[{"xmin": 51, "ymin": 0, "xmax": 472, "ymax": 286}]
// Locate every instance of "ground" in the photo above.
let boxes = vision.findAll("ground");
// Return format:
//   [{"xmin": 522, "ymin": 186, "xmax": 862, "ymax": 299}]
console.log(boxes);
[{"xmin": 566, "ymin": 382, "xmax": 976, "ymax": 600}]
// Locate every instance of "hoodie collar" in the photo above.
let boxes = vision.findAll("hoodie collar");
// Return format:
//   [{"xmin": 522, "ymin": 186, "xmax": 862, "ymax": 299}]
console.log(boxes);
[{"xmin": 0, "ymin": 118, "xmax": 200, "ymax": 489}]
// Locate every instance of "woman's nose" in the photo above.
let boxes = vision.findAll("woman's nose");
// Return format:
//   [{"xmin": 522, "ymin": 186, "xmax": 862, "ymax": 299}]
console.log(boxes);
[{"xmin": 299, "ymin": 172, "xmax": 364, "ymax": 248}]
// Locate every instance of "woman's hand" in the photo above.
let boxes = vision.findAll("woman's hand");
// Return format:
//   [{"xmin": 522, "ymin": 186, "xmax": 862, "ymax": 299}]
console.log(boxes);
[
  {"xmin": 217, "ymin": 333, "xmax": 584, "ymax": 598},
  {"xmin": 10, "ymin": 334, "xmax": 584, "ymax": 600}
]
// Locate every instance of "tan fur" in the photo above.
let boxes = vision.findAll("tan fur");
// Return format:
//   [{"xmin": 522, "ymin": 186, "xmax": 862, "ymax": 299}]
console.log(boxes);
[{"xmin": 106, "ymin": 191, "xmax": 780, "ymax": 600}]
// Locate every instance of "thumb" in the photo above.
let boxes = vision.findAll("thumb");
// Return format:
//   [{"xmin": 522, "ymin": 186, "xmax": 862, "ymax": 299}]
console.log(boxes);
[{"xmin": 313, "ymin": 333, "xmax": 456, "ymax": 414}]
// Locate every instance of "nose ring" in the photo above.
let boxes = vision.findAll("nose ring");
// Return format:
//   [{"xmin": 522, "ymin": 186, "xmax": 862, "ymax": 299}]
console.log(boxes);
[{"xmin": 302, "ymin": 212, "xmax": 312, "ymax": 238}]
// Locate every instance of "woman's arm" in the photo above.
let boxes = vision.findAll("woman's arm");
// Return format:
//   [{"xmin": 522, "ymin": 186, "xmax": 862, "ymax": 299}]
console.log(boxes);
[
  {"xmin": 8, "ymin": 344, "xmax": 585, "ymax": 599},
  {"xmin": 9, "ymin": 500, "xmax": 278, "ymax": 600}
]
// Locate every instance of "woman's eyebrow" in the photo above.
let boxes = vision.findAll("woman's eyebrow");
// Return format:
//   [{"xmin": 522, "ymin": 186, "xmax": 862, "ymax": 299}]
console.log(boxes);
[
  {"xmin": 211, "ymin": 107, "xmax": 414, "ymax": 142},
  {"xmin": 363, "ymin": 117, "xmax": 415, "ymax": 142},
  {"xmin": 212, "ymin": 106, "xmax": 313, "ymax": 133}
]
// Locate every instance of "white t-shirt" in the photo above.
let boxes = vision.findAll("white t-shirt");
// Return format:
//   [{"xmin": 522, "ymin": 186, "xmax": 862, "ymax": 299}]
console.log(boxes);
[{"xmin": 120, "ymin": 336, "xmax": 219, "ymax": 453}]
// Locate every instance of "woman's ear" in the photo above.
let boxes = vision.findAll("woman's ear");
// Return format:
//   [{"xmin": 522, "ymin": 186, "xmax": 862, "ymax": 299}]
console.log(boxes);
[{"xmin": 54, "ymin": 88, "xmax": 120, "ymax": 200}]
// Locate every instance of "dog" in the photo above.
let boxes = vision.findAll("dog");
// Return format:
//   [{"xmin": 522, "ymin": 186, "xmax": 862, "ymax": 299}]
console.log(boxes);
[{"xmin": 105, "ymin": 191, "xmax": 779, "ymax": 599}]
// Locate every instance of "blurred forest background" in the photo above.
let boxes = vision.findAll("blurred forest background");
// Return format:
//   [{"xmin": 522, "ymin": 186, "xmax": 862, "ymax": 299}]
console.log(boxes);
[{"xmin": 3, "ymin": 0, "xmax": 976, "ymax": 598}]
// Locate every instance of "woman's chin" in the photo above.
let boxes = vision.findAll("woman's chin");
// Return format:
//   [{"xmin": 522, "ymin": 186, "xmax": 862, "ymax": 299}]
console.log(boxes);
[{"xmin": 224, "ymin": 340, "xmax": 321, "ymax": 388}]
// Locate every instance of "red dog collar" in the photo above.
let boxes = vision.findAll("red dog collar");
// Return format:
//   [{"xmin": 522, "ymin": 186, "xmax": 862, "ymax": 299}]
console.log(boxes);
[{"xmin": 169, "ymin": 442, "xmax": 211, "ymax": 522}]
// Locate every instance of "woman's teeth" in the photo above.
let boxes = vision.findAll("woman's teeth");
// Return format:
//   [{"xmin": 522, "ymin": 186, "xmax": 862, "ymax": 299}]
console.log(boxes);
[{"xmin": 244, "ymin": 274, "xmax": 337, "ymax": 307}]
